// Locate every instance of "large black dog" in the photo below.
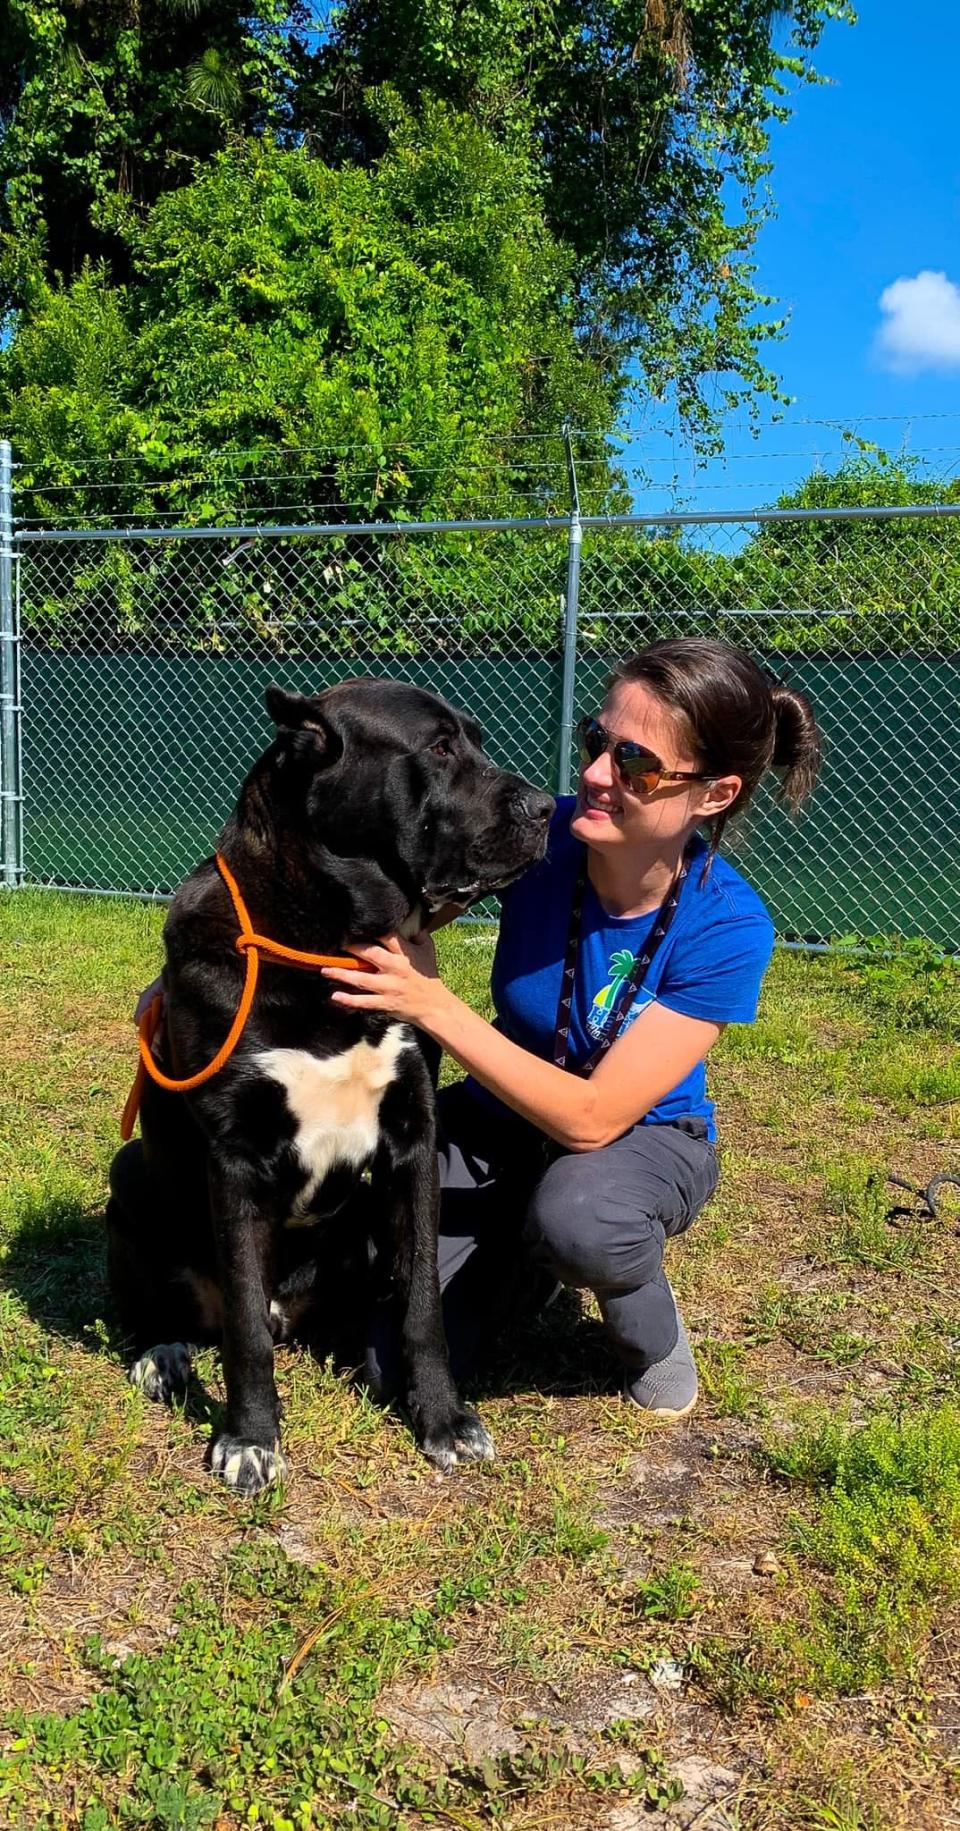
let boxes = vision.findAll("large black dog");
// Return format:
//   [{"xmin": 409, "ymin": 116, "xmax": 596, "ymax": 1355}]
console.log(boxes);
[{"xmin": 106, "ymin": 679, "xmax": 552, "ymax": 1494}]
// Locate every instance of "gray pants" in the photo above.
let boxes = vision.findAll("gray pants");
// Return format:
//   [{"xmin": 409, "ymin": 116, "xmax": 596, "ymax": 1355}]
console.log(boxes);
[{"xmin": 367, "ymin": 1083, "xmax": 719, "ymax": 1392}]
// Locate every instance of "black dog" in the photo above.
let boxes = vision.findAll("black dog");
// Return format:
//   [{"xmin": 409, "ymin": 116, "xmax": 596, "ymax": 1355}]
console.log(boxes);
[{"xmin": 106, "ymin": 679, "xmax": 553, "ymax": 1494}]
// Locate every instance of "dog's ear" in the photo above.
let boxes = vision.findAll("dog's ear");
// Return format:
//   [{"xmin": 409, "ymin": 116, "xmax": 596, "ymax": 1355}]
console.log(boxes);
[
  {"xmin": 266, "ymin": 685, "xmax": 322, "ymax": 732},
  {"xmin": 265, "ymin": 684, "xmax": 332, "ymax": 742}
]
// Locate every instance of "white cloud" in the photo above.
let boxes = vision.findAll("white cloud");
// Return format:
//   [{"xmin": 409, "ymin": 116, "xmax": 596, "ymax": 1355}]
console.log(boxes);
[{"xmin": 875, "ymin": 269, "xmax": 960, "ymax": 372}]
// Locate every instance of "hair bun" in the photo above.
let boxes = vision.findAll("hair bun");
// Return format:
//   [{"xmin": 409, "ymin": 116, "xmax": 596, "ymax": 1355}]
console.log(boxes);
[{"xmin": 770, "ymin": 681, "xmax": 822, "ymax": 812}]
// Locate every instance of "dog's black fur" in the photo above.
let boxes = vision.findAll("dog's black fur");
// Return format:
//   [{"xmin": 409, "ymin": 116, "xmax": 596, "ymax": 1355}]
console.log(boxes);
[{"xmin": 106, "ymin": 679, "xmax": 553, "ymax": 1494}]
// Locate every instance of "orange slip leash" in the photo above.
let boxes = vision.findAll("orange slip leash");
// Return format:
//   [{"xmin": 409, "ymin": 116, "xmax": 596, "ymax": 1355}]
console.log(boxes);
[{"xmin": 120, "ymin": 851, "xmax": 375, "ymax": 1140}]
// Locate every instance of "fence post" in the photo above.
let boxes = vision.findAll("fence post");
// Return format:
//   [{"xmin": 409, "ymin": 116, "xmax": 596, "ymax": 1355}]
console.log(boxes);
[
  {"xmin": 557, "ymin": 421, "xmax": 581, "ymax": 795},
  {"xmin": 0, "ymin": 440, "xmax": 22, "ymax": 888}
]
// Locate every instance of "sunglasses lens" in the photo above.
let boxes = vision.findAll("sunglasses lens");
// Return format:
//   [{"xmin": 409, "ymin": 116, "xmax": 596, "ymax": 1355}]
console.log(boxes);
[
  {"xmin": 616, "ymin": 746, "xmax": 661, "ymax": 790},
  {"xmin": 578, "ymin": 719, "xmax": 664, "ymax": 791},
  {"xmin": 577, "ymin": 717, "xmax": 604, "ymax": 762}
]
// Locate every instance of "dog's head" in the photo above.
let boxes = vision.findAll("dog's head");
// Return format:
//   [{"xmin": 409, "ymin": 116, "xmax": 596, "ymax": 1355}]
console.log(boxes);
[{"xmin": 258, "ymin": 678, "xmax": 554, "ymax": 920}]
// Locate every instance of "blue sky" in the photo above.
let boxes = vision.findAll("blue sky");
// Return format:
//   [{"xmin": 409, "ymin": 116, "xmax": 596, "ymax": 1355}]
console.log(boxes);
[{"xmin": 627, "ymin": 1, "xmax": 960, "ymax": 514}]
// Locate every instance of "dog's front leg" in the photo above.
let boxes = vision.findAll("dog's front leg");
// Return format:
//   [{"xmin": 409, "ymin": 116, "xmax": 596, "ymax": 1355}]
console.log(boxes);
[
  {"xmin": 207, "ymin": 1154, "xmax": 286, "ymax": 1496},
  {"xmin": 381, "ymin": 1116, "xmax": 495, "ymax": 1472}
]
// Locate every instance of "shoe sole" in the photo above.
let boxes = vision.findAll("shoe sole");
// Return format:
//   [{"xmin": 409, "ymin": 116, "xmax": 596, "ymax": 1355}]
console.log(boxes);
[{"xmin": 624, "ymin": 1389, "xmax": 698, "ymax": 1423}]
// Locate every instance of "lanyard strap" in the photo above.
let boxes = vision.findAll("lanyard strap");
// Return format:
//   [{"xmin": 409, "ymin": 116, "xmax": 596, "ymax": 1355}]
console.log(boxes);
[{"xmin": 552, "ymin": 847, "xmax": 691, "ymax": 1076}]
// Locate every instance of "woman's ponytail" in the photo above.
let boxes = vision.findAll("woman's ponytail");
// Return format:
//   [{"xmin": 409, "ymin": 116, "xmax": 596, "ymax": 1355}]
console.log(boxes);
[{"xmin": 770, "ymin": 682, "xmax": 822, "ymax": 813}]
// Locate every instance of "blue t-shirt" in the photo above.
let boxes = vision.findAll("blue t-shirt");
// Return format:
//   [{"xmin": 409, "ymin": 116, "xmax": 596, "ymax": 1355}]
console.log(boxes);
[{"xmin": 467, "ymin": 798, "xmax": 774, "ymax": 1141}]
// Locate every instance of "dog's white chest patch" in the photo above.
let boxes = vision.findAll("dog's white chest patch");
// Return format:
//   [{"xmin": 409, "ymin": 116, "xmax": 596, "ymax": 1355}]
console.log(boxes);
[{"xmin": 256, "ymin": 1025, "xmax": 411, "ymax": 1221}]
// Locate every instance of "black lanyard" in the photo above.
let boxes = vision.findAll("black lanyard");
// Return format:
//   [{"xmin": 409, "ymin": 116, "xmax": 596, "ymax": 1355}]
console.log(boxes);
[{"xmin": 552, "ymin": 847, "xmax": 691, "ymax": 1077}]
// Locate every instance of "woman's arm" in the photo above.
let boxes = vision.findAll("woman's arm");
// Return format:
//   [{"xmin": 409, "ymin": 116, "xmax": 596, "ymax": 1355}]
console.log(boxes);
[{"xmin": 323, "ymin": 937, "xmax": 722, "ymax": 1151}]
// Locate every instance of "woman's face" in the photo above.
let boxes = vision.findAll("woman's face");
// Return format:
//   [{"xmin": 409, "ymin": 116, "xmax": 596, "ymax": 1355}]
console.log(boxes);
[{"xmin": 569, "ymin": 679, "xmax": 736, "ymax": 857}]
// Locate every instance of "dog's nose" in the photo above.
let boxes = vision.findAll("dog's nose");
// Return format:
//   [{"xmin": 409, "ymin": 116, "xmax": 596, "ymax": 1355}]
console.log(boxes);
[{"xmin": 518, "ymin": 789, "xmax": 555, "ymax": 825}]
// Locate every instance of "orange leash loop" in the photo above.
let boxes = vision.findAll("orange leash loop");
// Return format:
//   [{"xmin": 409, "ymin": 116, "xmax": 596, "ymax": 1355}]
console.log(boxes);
[
  {"xmin": 120, "ymin": 991, "xmax": 166, "ymax": 1142},
  {"xmin": 238, "ymin": 930, "xmax": 379, "ymax": 971},
  {"xmin": 120, "ymin": 853, "xmax": 374, "ymax": 1140}
]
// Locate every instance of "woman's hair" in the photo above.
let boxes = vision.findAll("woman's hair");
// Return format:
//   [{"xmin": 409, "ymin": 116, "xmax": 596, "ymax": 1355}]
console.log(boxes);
[{"xmin": 609, "ymin": 637, "xmax": 822, "ymax": 859}]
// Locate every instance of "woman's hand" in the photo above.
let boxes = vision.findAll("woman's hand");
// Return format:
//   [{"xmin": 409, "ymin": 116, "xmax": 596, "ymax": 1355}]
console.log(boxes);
[{"xmin": 322, "ymin": 932, "xmax": 445, "ymax": 1026}]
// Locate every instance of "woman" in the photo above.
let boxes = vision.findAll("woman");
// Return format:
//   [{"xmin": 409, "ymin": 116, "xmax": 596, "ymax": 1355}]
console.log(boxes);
[{"xmin": 323, "ymin": 637, "xmax": 821, "ymax": 1420}]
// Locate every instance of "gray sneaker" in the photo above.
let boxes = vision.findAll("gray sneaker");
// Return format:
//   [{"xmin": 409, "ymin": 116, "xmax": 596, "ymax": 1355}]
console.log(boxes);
[{"xmin": 624, "ymin": 1304, "xmax": 698, "ymax": 1421}]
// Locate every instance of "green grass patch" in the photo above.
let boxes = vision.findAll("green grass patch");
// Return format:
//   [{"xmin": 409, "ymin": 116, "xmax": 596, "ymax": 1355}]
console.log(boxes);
[
  {"xmin": 694, "ymin": 1403, "xmax": 960, "ymax": 1713},
  {"xmin": 747, "ymin": 1286, "xmax": 873, "ymax": 1367},
  {"xmin": 771, "ymin": 1403, "xmax": 960, "ymax": 1693},
  {"xmin": 0, "ymin": 1529, "xmax": 675, "ymax": 1829},
  {"xmin": 3, "ymin": 1538, "xmax": 470, "ymax": 1828},
  {"xmin": 832, "ymin": 939, "xmax": 960, "ymax": 1043},
  {"xmin": 817, "ymin": 1158, "xmax": 930, "ymax": 1272},
  {"xmin": 696, "ymin": 1337, "xmax": 766, "ymax": 1420},
  {"xmin": 5, "ymin": 892, "xmax": 960, "ymax": 1826},
  {"xmin": 624, "ymin": 1561, "xmax": 700, "ymax": 1624}
]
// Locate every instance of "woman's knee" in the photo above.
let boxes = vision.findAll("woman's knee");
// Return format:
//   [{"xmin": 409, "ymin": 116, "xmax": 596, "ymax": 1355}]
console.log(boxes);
[{"xmin": 524, "ymin": 1154, "xmax": 664, "ymax": 1293}]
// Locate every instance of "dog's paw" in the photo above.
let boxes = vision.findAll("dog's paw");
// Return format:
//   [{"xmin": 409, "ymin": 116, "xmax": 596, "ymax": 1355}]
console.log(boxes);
[
  {"xmin": 422, "ymin": 1407, "xmax": 496, "ymax": 1473},
  {"xmin": 129, "ymin": 1342, "xmax": 194, "ymax": 1404},
  {"xmin": 269, "ymin": 1299, "xmax": 292, "ymax": 1344},
  {"xmin": 209, "ymin": 1434, "xmax": 288, "ymax": 1496}
]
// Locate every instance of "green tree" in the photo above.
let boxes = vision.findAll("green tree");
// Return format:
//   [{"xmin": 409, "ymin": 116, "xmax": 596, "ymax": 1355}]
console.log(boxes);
[
  {"xmin": 571, "ymin": 454, "xmax": 960, "ymax": 670},
  {"xmin": 738, "ymin": 453, "xmax": 960, "ymax": 650},
  {"xmin": 3, "ymin": 110, "xmax": 615, "ymax": 516},
  {"xmin": 1, "ymin": 0, "xmax": 855, "ymax": 451},
  {"xmin": 295, "ymin": 0, "xmax": 856, "ymax": 444},
  {"xmin": 0, "ymin": 0, "xmax": 292, "ymax": 317},
  {"xmin": 4, "ymin": 113, "xmax": 610, "ymax": 647}
]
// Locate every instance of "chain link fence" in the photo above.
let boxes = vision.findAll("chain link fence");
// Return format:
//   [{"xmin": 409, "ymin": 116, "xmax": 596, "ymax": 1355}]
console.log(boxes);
[
  {"xmin": 575, "ymin": 512, "xmax": 960, "ymax": 950},
  {"xmin": 4, "ymin": 462, "xmax": 960, "ymax": 948}
]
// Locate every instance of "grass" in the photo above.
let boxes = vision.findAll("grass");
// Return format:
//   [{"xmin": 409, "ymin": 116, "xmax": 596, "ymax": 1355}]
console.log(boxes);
[
  {"xmin": 3, "ymin": 888, "xmax": 960, "ymax": 1828},
  {"xmin": 816, "ymin": 1158, "xmax": 933, "ymax": 1272},
  {"xmin": 692, "ymin": 1402, "xmax": 960, "ymax": 1721}
]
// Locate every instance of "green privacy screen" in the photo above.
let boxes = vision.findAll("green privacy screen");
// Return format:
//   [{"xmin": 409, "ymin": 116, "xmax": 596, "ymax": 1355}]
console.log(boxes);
[{"xmin": 21, "ymin": 650, "xmax": 960, "ymax": 949}]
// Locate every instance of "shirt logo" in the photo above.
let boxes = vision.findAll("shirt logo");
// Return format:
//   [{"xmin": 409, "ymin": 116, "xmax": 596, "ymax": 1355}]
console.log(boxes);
[{"xmin": 586, "ymin": 947, "xmax": 651, "ymax": 1042}]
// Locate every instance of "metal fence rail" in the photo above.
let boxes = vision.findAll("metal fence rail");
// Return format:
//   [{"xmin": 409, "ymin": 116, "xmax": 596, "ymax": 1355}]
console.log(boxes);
[
  {"xmin": 5, "ymin": 437, "xmax": 960, "ymax": 949},
  {"xmin": 0, "ymin": 444, "xmax": 23, "ymax": 889}
]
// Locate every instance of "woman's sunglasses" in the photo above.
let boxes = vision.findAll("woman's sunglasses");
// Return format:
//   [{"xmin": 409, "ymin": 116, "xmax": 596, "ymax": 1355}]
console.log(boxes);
[{"xmin": 577, "ymin": 715, "xmax": 713, "ymax": 794}]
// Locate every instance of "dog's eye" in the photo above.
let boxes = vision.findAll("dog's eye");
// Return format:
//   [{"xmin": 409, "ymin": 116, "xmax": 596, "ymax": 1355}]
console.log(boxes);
[{"xmin": 428, "ymin": 737, "xmax": 453, "ymax": 758}]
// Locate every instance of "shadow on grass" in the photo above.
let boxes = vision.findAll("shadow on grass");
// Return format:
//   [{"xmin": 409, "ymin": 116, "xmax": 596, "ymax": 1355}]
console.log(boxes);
[
  {"xmin": 0, "ymin": 1195, "xmax": 227, "ymax": 1430},
  {"xmin": 2, "ymin": 1194, "xmax": 620, "ymax": 1428},
  {"xmin": 468, "ymin": 1291, "xmax": 619, "ymax": 1401},
  {"xmin": 1, "ymin": 1196, "xmax": 112, "ymax": 1341}
]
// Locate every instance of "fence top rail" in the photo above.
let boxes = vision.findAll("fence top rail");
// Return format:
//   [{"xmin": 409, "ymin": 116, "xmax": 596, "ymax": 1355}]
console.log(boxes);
[
  {"xmin": 13, "ymin": 500, "xmax": 960, "ymax": 543},
  {"xmin": 15, "ymin": 514, "xmax": 569, "ymax": 543}
]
